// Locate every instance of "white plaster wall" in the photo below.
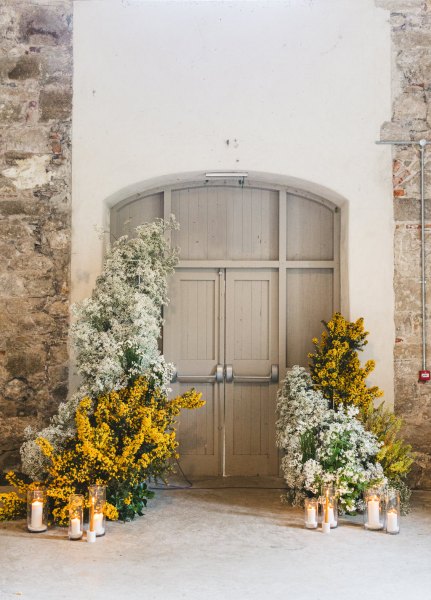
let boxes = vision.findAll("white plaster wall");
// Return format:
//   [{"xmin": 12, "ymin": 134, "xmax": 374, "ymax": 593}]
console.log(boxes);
[{"xmin": 72, "ymin": 0, "xmax": 394, "ymax": 403}]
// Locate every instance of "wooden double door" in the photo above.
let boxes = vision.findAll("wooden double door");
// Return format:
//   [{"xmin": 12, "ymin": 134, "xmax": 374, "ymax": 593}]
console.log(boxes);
[
  {"xmin": 111, "ymin": 182, "xmax": 340, "ymax": 477},
  {"xmin": 164, "ymin": 268, "xmax": 279, "ymax": 477}
]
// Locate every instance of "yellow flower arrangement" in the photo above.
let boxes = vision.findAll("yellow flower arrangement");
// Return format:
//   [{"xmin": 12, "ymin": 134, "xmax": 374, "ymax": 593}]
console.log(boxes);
[
  {"xmin": 0, "ymin": 377, "xmax": 204, "ymax": 525},
  {"xmin": 309, "ymin": 313, "xmax": 383, "ymax": 410}
]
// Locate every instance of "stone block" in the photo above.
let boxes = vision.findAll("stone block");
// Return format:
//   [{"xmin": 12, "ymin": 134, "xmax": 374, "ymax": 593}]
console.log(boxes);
[
  {"xmin": 394, "ymin": 91, "xmax": 428, "ymax": 121},
  {"xmin": 6, "ymin": 349, "xmax": 46, "ymax": 378},
  {"xmin": 19, "ymin": 4, "xmax": 72, "ymax": 47},
  {"xmin": 1, "ymin": 154, "xmax": 52, "ymax": 190},
  {"xmin": 408, "ymin": 451, "xmax": 431, "ymax": 489},
  {"xmin": 40, "ymin": 46, "xmax": 72, "ymax": 85},
  {"xmin": 0, "ymin": 415, "xmax": 36, "ymax": 471},
  {"xmin": 0, "ymin": 101, "xmax": 22, "ymax": 124},
  {"xmin": 0, "ymin": 125, "xmax": 51, "ymax": 154},
  {"xmin": 39, "ymin": 88, "xmax": 72, "ymax": 122},
  {"xmin": 7, "ymin": 55, "xmax": 40, "ymax": 80}
]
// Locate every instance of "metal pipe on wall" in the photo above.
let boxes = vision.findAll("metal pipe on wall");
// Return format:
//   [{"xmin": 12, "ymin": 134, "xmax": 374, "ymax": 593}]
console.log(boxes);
[{"xmin": 377, "ymin": 138, "xmax": 430, "ymax": 381}]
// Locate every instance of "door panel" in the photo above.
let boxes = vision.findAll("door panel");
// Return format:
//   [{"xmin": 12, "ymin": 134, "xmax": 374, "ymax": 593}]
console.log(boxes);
[
  {"xmin": 225, "ymin": 270, "xmax": 279, "ymax": 476},
  {"xmin": 171, "ymin": 186, "xmax": 279, "ymax": 261},
  {"xmin": 163, "ymin": 269, "xmax": 222, "ymax": 476},
  {"xmin": 286, "ymin": 268, "xmax": 334, "ymax": 367}
]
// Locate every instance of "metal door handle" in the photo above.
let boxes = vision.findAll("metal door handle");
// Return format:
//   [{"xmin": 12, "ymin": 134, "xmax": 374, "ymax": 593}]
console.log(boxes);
[
  {"xmin": 171, "ymin": 364, "xmax": 224, "ymax": 384},
  {"xmin": 224, "ymin": 364, "xmax": 279, "ymax": 384}
]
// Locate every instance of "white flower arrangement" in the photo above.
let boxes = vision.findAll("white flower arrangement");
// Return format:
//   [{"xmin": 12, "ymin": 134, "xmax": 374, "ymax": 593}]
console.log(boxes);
[
  {"xmin": 21, "ymin": 218, "xmax": 178, "ymax": 480},
  {"xmin": 276, "ymin": 366, "xmax": 386, "ymax": 512}
]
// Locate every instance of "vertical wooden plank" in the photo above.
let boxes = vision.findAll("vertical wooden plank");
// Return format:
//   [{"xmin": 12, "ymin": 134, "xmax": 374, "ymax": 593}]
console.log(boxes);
[
  {"xmin": 233, "ymin": 188, "xmax": 244, "ymax": 259},
  {"xmin": 251, "ymin": 188, "xmax": 261, "ymax": 260},
  {"xmin": 163, "ymin": 189, "xmax": 172, "ymax": 247},
  {"xmin": 242, "ymin": 188, "xmax": 252, "ymax": 258},
  {"xmin": 260, "ymin": 279, "xmax": 269, "ymax": 360},
  {"xmin": 260, "ymin": 385, "xmax": 269, "ymax": 455},
  {"xmin": 196, "ymin": 280, "xmax": 207, "ymax": 359},
  {"xmin": 250, "ymin": 385, "xmax": 261, "ymax": 455},
  {"xmin": 233, "ymin": 384, "xmax": 251, "ymax": 455},
  {"xmin": 251, "ymin": 280, "xmax": 261, "ymax": 360}
]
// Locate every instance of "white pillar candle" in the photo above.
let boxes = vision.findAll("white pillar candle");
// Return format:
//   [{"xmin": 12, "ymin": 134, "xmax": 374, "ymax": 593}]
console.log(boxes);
[
  {"xmin": 70, "ymin": 517, "xmax": 81, "ymax": 538},
  {"xmin": 367, "ymin": 497, "xmax": 381, "ymax": 528},
  {"xmin": 31, "ymin": 500, "xmax": 43, "ymax": 530},
  {"xmin": 322, "ymin": 521, "xmax": 331, "ymax": 534},
  {"xmin": 386, "ymin": 509, "xmax": 399, "ymax": 534},
  {"xmin": 306, "ymin": 506, "xmax": 317, "ymax": 526},
  {"xmin": 328, "ymin": 505, "xmax": 337, "ymax": 527},
  {"xmin": 94, "ymin": 512, "xmax": 104, "ymax": 535}
]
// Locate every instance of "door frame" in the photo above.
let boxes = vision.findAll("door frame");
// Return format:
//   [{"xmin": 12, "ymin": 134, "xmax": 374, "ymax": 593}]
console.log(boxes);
[{"xmin": 110, "ymin": 178, "xmax": 341, "ymax": 477}]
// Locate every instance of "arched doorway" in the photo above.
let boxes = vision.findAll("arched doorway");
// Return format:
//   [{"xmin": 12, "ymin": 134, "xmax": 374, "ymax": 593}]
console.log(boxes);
[{"xmin": 111, "ymin": 179, "xmax": 340, "ymax": 477}]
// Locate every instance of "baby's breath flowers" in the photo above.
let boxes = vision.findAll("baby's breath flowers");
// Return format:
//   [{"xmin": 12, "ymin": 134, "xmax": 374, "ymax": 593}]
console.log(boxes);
[
  {"xmin": 276, "ymin": 366, "xmax": 385, "ymax": 513},
  {"xmin": 21, "ymin": 218, "xmax": 178, "ymax": 481}
]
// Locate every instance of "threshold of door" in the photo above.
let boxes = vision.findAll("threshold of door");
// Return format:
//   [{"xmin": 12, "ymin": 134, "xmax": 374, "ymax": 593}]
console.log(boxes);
[{"xmin": 190, "ymin": 476, "xmax": 286, "ymax": 489}]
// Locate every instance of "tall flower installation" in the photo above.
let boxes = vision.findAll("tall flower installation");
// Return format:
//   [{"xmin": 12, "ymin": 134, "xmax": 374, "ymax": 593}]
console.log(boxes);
[
  {"xmin": 309, "ymin": 313, "xmax": 414, "ymax": 511},
  {"xmin": 0, "ymin": 219, "xmax": 204, "ymax": 524},
  {"xmin": 277, "ymin": 313, "xmax": 414, "ymax": 514}
]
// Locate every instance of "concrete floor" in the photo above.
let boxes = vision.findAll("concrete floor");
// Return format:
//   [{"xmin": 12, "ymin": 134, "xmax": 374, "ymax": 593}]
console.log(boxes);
[{"xmin": 1, "ymin": 482, "xmax": 430, "ymax": 600}]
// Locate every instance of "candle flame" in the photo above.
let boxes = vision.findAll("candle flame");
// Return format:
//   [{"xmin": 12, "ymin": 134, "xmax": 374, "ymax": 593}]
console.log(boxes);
[{"xmin": 324, "ymin": 492, "xmax": 329, "ymax": 523}]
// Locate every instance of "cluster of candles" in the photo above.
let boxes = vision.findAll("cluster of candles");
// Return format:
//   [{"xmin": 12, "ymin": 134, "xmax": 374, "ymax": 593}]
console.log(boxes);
[
  {"xmin": 304, "ymin": 486, "xmax": 338, "ymax": 533},
  {"xmin": 27, "ymin": 485, "xmax": 106, "ymax": 543},
  {"xmin": 304, "ymin": 486, "xmax": 400, "ymax": 535}
]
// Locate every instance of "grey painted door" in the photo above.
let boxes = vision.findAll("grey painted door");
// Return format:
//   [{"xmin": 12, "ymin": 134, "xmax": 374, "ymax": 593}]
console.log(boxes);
[
  {"xmin": 224, "ymin": 269, "xmax": 279, "ymax": 475},
  {"xmin": 163, "ymin": 269, "xmax": 222, "ymax": 476},
  {"xmin": 164, "ymin": 267, "xmax": 279, "ymax": 476}
]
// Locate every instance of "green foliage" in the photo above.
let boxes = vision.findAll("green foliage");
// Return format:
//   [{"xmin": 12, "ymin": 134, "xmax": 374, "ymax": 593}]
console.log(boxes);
[
  {"xmin": 360, "ymin": 402, "xmax": 415, "ymax": 514},
  {"xmin": 300, "ymin": 430, "xmax": 317, "ymax": 463},
  {"xmin": 108, "ymin": 481, "xmax": 155, "ymax": 522}
]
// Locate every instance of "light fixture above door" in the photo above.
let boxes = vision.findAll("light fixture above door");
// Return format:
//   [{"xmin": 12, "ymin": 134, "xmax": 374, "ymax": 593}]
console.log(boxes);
[{"xmin": 205, "ymin": 172, "xmax": 249, "ymax": 178}]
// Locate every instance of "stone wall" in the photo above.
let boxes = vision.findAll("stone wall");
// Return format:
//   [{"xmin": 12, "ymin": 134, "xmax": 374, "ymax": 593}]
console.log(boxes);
[
  {"xmin": 379, "ymin": 0, "xmax": 431, "ymax": 488},
  {"xmin": 0, "ymin": 0, "xmax": 72, "ymax": 470}
]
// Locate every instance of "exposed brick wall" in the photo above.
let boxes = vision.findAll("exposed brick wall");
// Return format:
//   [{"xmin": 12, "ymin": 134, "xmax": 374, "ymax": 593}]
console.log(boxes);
[
  {"xmin": 379, "ymin": 0, "xmax": 431, "ymax": 488},
  {"xmin": 0, "ymin": 0, "xmax": 72, "ymax": 470}
]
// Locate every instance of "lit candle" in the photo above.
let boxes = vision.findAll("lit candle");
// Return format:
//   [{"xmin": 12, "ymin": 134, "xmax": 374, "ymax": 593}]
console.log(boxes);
[
  {"xmin": 328, "ymin": 504, "xmax": 337, "ymax": 527},
  {"xmin": 90, "ymin": 498, "xmax": 95, "ymax": 532},
  {"xmin": 306, "ymin": 506, "xmax": 316, "ymax": 525},
  {"xmin": 322, "ymin": 491, "xmax": 330, "ymax": 533},
  {"xmin": 70, "ymin": 517, "xmax": 81, "ymax": 538},
  {"xmin": 94, "ymin": 512, "xmax": 105, "ymax": 535},
  {"xmin": 386, "ymin": 509, "xmax": 399, "ymax": 534},
  {"xmin": 367, "ymin": 495, "xmax": 381, "ymax": 529},
  {"xmin": 31, "ymin": 500, "xmax": 43, "ymax": 530}
]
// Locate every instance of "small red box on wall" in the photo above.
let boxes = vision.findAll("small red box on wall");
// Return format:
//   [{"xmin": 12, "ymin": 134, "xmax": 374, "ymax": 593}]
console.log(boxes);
[{"xmin": 419, "ymin": 370, "xmax": 430, "ymax": 383}]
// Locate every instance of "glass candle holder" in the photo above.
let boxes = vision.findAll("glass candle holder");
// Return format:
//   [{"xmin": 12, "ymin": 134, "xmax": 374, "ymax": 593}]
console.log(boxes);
[
  {"xmin": 88, "ymin": 485, "xmax": 106, "ymax": 537},
  {"xmin": 304, "ymin": 498, "xmax": 318, "ymax": 529},
  {"xmin": 320, "ymin": 485, "xmax": 338, "ymax": 528},
  {"xmin": 364, "ymin": 487, "xmax": 384, "ymax": 530},
  {"xmin": 27, "ymin": 488, "xmax": 48, "ymax": 533},
  {"xmin": 385, "ymin": 488, "xmax": 400, "ymax": 535},
  {"xmin": 68, "ymin": 494, "xmax": 84, "ymax": 540}
]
